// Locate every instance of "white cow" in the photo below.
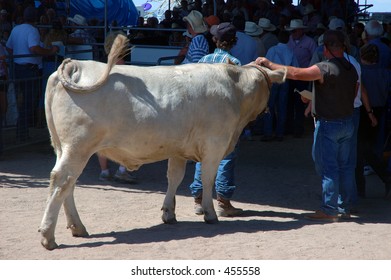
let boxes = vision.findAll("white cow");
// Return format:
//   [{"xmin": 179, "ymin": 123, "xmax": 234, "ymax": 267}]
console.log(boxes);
[{"xmin": 39, "ymin": 35, "xmax": 286, "ymax": 250}]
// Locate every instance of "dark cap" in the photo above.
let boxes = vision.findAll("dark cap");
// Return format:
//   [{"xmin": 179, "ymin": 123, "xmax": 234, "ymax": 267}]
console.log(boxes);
[
  {"xmin": 210, "ymin": 22, "xmax": 236, "ymax": 42},
  {"xmin": 23, "ymin": 6, "xmax": 37, "ymax": 22}
]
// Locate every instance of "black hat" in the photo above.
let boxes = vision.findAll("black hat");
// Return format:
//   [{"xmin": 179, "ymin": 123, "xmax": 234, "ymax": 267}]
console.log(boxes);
[{"xmin": 210, "ymin": 22, "xmax": 236, "ymax": 42}]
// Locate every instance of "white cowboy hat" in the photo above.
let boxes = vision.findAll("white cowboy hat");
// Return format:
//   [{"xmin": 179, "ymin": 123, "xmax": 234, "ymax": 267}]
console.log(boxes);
[
  {"xmin": 183, "ymin": 10, "xmax": 207, "ymax": 33},
  {"xmin": 68, "ymin": 14, "xmax": 87, "ymax": 26},
  {"xmin": 285, "ymin": 19, "xmax": 308, "ymax": 31},
  {"xmin": 258, "ymin": 18, "xmax": 276, "ymax": 32},
  {"xmin": 244, "ymin": 21, "xmax": 263, "ymax": 36}
]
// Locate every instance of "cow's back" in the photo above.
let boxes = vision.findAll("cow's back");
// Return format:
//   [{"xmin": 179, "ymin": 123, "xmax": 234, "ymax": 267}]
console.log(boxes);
[{"xmin": 46, "ymin": 61, "xmax": 278, "ymax": 163}]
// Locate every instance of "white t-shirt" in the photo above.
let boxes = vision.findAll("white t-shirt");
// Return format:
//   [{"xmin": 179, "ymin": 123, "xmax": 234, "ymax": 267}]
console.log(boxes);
[{"xmin": 6, "ymin": 23, "xmax": 42, "ymax": 65}]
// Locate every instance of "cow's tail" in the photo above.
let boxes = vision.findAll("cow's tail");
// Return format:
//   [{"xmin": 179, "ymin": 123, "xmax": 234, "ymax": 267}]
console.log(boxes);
[{"xmin": 57, "ymin": 34, "xmax": 130, "ymax": 93}]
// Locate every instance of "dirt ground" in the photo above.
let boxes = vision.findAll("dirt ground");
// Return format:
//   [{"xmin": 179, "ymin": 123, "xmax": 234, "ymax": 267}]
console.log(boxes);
[{"xmin": 1, "ymin": 131, "xmax": 391, "ymax": 260}]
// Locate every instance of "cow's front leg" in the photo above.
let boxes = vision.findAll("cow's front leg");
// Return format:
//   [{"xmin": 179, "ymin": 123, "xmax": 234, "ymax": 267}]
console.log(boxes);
[{"xmin": 162, "ymin": 157, "xmax": 187, "ymax": 224}]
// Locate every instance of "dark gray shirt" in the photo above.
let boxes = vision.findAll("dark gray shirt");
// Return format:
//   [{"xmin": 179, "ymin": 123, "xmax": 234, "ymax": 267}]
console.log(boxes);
[{"xmin": 314, "ymin": 57, "xmax": 358, "ymax": 120}]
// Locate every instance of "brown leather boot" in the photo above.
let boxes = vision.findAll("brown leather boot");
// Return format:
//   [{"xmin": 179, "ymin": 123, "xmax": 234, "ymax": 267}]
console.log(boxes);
[{"xmin": 216, "ymin": 196, "xmax": 243, "ymax": 217}]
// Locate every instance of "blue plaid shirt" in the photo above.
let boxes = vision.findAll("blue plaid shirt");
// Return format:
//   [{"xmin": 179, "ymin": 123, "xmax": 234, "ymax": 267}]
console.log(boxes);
[{"xmin": 198, "ymin": 48, "xmax": 241, "ymax": 65}]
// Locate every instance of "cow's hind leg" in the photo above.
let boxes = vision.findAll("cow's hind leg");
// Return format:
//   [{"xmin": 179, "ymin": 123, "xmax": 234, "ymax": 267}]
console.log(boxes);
[
  {"xmin": 162, "ymin": 157, "xmax": 187, "ymax": 224},
  {"xmin": 39, "ymin": 152, "xmax": 89, "ymax": 250},
  {"xmin": 63, "ymin": 188, "xmax": 88, "ymax": 237}
]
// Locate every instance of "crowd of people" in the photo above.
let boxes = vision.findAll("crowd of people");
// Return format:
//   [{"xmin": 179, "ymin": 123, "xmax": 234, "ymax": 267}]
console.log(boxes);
[{"xmin": 0, "ymin": 0, "xmax": 390, "ymax": 221}]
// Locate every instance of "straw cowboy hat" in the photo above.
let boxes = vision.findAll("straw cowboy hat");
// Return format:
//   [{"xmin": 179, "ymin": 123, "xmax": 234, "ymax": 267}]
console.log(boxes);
[
  {"xmin": 258, "ymin": 18, "xmax": 276, "ymax": 32},
  {"xmin": 285, "ymin": 19, "xmax": 308, "ymax": 31},
  {"xmin": 183, "ymin": 10, "xmax": 207, "ymax": 33},
  {"xmin": 68, "ymin": 14, "xmax": 87, "ymax": 26},
  {"xmin": 244, "ymin": 21, "xmax": 263, "ymax": 36}
]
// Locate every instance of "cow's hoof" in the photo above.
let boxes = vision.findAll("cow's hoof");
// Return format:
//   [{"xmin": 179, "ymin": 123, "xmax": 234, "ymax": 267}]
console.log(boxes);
[
  {"xmin": 68, "ymin": 224, "xmax": 89, "ymax": 237},
  {"xmin": 204, "ymin": 217, "xmax": 219, "ymax": 224},
  {"xmin": 72, "ymin": 230, "xmax": 89, "ymax": 237},
  {"xmin": 162, "ymin": 215, "xmax": 177, "ymax": 224},
  {"xmin": 41, "ymin": 238, "xmax": 58, "ymax": 251},
  {"xmin": 162, "ymin": 217, "xmax": 178, "ymax": 225},
  {"xmin": 203, "ymin": 210, "xmax": 218, "ymax": 224}
]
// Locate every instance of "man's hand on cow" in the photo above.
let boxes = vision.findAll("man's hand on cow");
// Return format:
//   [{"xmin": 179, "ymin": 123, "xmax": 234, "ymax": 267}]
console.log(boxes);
[{"xmin": 255, "ymin": 57, "xmax": 271, "ymax": 68}]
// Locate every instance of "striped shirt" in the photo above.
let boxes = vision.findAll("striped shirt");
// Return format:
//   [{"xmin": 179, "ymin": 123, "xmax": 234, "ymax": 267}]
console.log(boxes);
[
  {"xmin": 198, "ymin": 48, "xmax": 241, "ymax": 65},
  {"xmin": 182, "ymin": 34, "xmax": 209, "ymax": 64}
]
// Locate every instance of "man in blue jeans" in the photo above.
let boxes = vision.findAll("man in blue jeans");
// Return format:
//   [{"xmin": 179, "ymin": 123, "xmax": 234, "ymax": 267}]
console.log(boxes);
[
  {"xmin": 256, "ymin": 30, "xmax": 358, "ymax": 222},
  {"xmin": 189, "ymin": 22, "xmax": 243, "ymax": 217}
]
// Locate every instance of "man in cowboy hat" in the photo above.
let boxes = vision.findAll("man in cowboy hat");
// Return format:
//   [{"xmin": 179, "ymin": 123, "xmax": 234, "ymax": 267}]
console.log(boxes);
[
  {"xmin": 286, "ymin": 18, "xmax": 317, "ymax": 138},
  {"xmin": 181, "ymin": 10, "xmax": 209, "ymax": 63}
]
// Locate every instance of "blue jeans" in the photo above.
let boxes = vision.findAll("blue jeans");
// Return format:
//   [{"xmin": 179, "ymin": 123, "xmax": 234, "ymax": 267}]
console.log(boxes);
[
  {"xmin": 312, "ymin": 116, "xmax": 355, "ymax": 215},
  {"xmin": 263, "ymin": 82, "xmax": 289, "ymax": 137},
  {"xmin": 339, "ymin": 108, "xmax": 360, "ymax": 205},
  {"xmin": 189, "ymin": 145, "xmax": 238, "ymax": 200}
]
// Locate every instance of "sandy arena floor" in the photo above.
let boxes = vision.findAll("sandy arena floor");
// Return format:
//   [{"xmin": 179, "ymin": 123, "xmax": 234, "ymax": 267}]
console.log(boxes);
[{"xmin": 1, "ymin": 132, "xmax": 391, "ymax": 260}]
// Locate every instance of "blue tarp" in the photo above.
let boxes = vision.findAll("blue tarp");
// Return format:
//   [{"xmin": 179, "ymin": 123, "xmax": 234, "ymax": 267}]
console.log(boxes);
[{"xmin": 69, "ymin": 0, "xmax": 138, "ymax": 26}]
